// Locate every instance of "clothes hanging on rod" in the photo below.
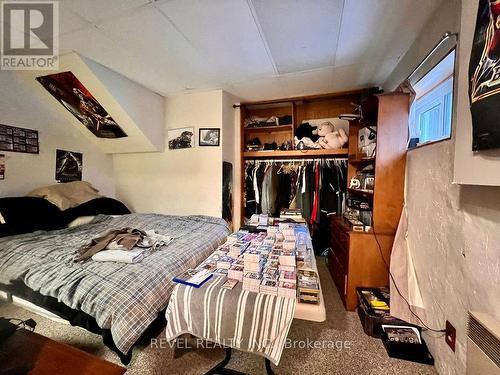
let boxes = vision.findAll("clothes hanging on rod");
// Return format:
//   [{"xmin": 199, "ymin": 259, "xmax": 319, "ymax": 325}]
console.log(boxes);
[{"xmin": 244, "ymin": 158, "xmax": 347, "ymax": 225}]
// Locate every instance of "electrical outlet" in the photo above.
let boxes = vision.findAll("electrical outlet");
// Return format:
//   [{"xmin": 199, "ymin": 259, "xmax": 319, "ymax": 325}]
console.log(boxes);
[{"xmin": 445, "ymin": 320, "xmax": 456, "ymax": 352}]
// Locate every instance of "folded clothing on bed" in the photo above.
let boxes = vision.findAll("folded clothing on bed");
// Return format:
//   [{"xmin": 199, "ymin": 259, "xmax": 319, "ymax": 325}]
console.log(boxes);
[
  {"xmin": 92, "ymin": 248, "xmax": 146, "ymax": 264},
  {"xmin": 76, "ymin": 227, "xmax": 174, "ymax": 263}
]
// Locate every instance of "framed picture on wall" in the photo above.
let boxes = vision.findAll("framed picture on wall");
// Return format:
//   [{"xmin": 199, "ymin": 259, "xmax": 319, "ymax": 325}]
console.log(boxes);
[
  {"xmin": 168, "ymin": 127, "xmax": 194, "ymax": 149},
  {"xmin": 199, "ymin": 128, "xmax": 220, "ymax": 146}
]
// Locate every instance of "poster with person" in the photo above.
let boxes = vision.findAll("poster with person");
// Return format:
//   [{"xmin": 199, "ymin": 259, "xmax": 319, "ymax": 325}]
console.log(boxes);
[
  {"xmin": 469, "ymin": 0, "xmax": 500, "ymax": 150},
  {"xmin": 37, "ymin": 72, "xmax": 127, "ymax": 139},
  {"xmin": 56, "ymin": 149, "xmax": 83, "ymax": 182}
]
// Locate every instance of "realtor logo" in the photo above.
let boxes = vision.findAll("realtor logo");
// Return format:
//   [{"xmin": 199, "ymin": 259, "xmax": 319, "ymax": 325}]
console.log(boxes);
[{"xmin": 1, "ymin": 1, "xmax": 58, "ymax": 70}]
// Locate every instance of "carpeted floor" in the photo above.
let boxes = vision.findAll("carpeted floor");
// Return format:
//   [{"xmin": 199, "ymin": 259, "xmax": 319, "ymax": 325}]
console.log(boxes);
[{"xmin": 0, "ymin": 258, "xmax": 437, "ymax": 375}]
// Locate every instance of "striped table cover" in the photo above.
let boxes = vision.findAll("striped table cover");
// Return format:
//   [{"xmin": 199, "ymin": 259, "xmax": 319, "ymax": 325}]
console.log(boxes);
[{"xmin": 165, "ymin": 276, "xmax": 296, "ymax": 365}]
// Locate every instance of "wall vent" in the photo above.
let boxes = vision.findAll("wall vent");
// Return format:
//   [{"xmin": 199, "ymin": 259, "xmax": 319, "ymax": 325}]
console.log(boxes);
[{"xmin": 467, "ymin": 311, "xmax": 500, "ymax": 375}]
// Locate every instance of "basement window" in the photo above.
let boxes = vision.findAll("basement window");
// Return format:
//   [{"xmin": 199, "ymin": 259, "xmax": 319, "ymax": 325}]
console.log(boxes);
[{"xmin": 408, "ymin": 49, "xmax": 455, "ymax": 148}]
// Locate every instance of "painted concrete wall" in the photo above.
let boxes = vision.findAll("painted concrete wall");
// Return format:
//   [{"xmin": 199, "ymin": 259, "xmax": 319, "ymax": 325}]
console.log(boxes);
[
  {"xmin": 384, "ymin": 0, "xmax": 500, "ymax": 374},
  {"xmin": 0, "ymin": 70, "xmax": 115, "ymax": 197},
  {"xmin": 113, "ymin": 90, "xmax": 225, "ymax": 217}
]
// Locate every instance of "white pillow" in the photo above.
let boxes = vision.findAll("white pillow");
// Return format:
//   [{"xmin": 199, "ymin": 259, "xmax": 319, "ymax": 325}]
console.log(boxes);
[{"xmin": 68, "ymin": 216, "xmax": 96, "ymax": 228}]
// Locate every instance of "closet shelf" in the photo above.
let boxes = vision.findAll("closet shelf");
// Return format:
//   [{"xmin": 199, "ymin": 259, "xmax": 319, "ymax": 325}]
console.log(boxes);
[
  {"xmin": 243, "ymin": 149, "xmax": 348, "ymax": 158},
  {"xmin": 347, "ymin": 188, "xmax": 374, "ymax": 197},
  {"xmin": 349, "ymin": 157, "xmax": 376, "ymax": 165},
  {"xmin": 244, "ymin": 124, "xmax": 293, "ymax": 134}
]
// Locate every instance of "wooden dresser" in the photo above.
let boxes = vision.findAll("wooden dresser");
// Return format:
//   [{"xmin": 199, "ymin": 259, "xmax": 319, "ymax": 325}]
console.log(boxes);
[{"xmin": 328, "ymin": 93, "xmax": 409, "ymax": 311}]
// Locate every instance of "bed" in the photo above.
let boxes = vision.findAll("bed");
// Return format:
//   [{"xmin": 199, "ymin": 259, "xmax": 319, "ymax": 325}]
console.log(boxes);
[{"xmin": 0, "ymin": 212, "xmax": 230, "ymax": 363}]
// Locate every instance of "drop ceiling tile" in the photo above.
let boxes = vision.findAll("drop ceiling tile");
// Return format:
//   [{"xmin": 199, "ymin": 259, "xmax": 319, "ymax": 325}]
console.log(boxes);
[
  {"xmin": 279, "ymin": 67, "xmax": 335, "ymax": 97},
  {"xmin": 59, "ymin": 27, "xmax": 186, "ymax": 95},
  {"xmin": 59, "ymin": 6, "xmax": 91, "ymax": 36},
  {"xmin": 64, "ymin": 0, "xmax": 150, "ymax": 23},
  {"xmin": 224, "ymin": 77, "xmax": 285, "ymax": 102},
  {"xmin": 156, "ymin": 0, "xmax": 276, "ymax": 81},
  {"xmin": 95, "ymin": 5, "xmax": 218, "ymax": 92},
  {"xmin": 251, "ymin": 0, "xmax": 343, "ymax": 74},
  {"xmin": 335, "ymin": 0, "xmax": 442, "ymax": 69}
]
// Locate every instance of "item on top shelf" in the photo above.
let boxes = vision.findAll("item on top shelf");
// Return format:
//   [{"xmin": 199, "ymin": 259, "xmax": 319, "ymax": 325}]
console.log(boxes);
[
  {"xmin": 263, "ymin": 142, "xmax": 278, "ymax": 151},
  {"xmin": 278, "ymin": 115, "xmax": 293, "ymax": 125},
  {"xmin": 173, "ymin": 269, "xmax": 213, "ymax": 288},
  {"xmin": 339, "ymin": 113, "xmax": 361, "ymax": 121},
  {"xmin": 295, "ymin": 122, "xmax": 320, "ymax": 142},
  {"xmin": 279, "ymin": 141, "xmax": 293, "ymax": 151},
  {"xmin": 315, "ymin": 121, "xmax": 349, "ymax": 150},
  {"xmin": 244, "ymin": 116, "xmax": 279, "ymax": 128},
  {"xmin": 358, "ymin": 126, "xmax": 377, "ymax": 158}
]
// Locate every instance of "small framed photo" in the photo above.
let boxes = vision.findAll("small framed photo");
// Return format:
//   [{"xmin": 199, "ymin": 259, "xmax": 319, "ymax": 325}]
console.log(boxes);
[
  {"xmin": 168, "ymin": 127, "xmax": 194, "ymax": 150},
  {"xmin": 199, "ymin": 128, "xmax": 220, "ymax": 146}
]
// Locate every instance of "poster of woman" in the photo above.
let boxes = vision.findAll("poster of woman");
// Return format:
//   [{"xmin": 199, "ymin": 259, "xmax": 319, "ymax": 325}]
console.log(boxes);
[{"xmin": 469, "ymin": 0, "xmax": 500, "ymax": 150}]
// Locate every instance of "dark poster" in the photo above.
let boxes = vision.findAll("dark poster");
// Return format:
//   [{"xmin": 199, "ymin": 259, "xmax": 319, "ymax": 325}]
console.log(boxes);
[
  {"xmin": 37, "ymin": 71, "xmax": 127, "ymax": 139},
  {"xmin": 222, "ymin": 161, "xmax": 233, "ymax": 228},
  {"xmin": 469, "ymin": 0, "xmax": 500, "ymax": 150},
  {"xmin": 56, "ymin": 149, "xmax": 82, "ymax": 182}
]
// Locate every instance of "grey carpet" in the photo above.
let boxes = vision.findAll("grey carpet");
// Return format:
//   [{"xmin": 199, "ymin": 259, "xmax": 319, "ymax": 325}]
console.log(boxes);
[{"xmin": 0, "ymin": 258, "xmax": 436, "ymax": 375}]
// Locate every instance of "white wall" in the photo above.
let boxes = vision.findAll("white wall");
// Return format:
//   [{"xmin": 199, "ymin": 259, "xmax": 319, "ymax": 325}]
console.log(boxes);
[
  {"xmin": 113, "ymin": 90, "xmax": 225, "ymax": 217},
  {"xmin": 0, "ymin": 70, "xmax": 115, "ymax": 197},
  {"xmin": 384, "ymin": 1, "xmax": 500, "ymax": 374}
]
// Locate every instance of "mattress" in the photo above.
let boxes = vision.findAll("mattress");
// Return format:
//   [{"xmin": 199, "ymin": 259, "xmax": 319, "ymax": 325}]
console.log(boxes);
[{"xmin": 0, "ymin": 213, "xmax": 229, "ymax": 357}]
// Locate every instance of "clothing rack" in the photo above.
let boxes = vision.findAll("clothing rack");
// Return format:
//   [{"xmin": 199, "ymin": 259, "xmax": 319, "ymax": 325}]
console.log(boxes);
[{"xmin": 244, "ymin": 158, "xmax": 348, "ymax": 163}]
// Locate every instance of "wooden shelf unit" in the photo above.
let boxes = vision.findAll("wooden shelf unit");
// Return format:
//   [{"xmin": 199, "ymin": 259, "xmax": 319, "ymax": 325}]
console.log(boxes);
[
  {"xmin": 243, "ymin": 149, "xmax": 348, "ymax": 159},
  {"xmin": 328, "ymin": 92, "xmax": 409, "ymax": 311},
  {"xmin": 239, "ymin": 88, "xmax": 378, "ymax": 226}
]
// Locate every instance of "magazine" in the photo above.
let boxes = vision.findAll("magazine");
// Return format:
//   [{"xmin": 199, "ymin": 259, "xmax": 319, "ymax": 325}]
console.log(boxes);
[{"xmin": 173, "ymin": 269, "xmax": 213, "ymax": 288}]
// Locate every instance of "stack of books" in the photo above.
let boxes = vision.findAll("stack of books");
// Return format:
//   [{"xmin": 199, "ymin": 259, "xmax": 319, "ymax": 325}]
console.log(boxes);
[
  {"xmin": 228, "ymin": 241, "xmax": 249, "ymax": 257},
  {"xmin": 297, "ymin": 269, "xmax": 320, "ymax": 304},
  {"xmin": 278, "ymin": 281, "xmax": 297, "ymax": 298},
  {"xmin": 228, "ymin": 264, "xmax": 244, "ymax": 281},
  {"xmin": 260, "ymin": 279, "xmax": 278, "ymax": 296},
  {"xmin": 242, "ymin": 272, "xmax": 262, "ymax": 292},
  {"xmin": 217, "ymin": 255, "xmax": 235, "ymax": 269}
]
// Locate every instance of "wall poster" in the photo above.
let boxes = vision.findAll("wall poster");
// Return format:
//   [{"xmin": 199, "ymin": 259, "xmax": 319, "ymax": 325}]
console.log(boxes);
[
  {"xmin": 56, "ymin": 149, "xmax": 83, "ymax": 182},
  {"xmin": 0, "ymin": 124, "xmax": 39, "ymax": 154},
  {"xmin": 37, "ymin": 71, "xmax": 127, "ymax": 139},
  {"xmin": 469, "ymin": 0, "xmax": 500, "ymax": 150}
]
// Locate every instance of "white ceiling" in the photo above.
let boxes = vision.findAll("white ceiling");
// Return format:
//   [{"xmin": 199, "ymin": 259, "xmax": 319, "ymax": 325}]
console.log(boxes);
[{"xmin": 58, "ymin": 0, "xmax": 444, "ymax": 101}]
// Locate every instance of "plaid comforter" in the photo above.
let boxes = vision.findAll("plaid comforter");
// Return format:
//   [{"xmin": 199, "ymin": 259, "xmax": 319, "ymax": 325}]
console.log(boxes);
[{"xmin": 0, "ymin": 213, "xmax": 229, "ymax": 354}]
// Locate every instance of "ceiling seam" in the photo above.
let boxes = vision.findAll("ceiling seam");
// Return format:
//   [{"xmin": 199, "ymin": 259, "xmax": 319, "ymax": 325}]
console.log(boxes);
[
  {"xmin": 245, "ymin": 0, "xmax": 279, "ymax": 77},
  {"xmin": 331, "ymin": 0, "xmax": 345, "ymax": 67}
]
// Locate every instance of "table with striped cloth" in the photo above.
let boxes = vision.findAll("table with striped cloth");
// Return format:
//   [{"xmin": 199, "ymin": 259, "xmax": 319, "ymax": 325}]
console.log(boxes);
[{"xmin": 165, "ymin": 275, "xmax": 297, "ymax": 365}]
